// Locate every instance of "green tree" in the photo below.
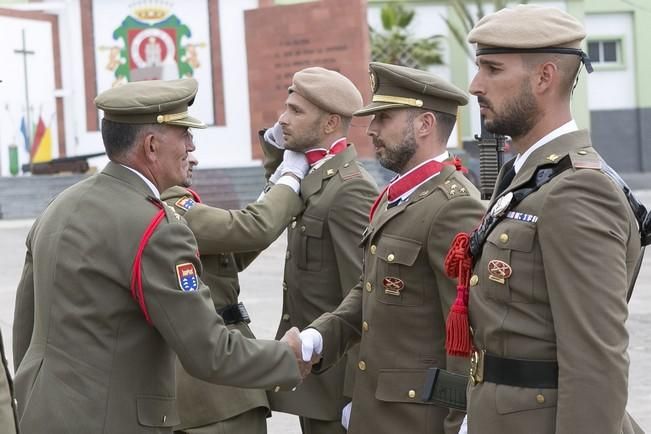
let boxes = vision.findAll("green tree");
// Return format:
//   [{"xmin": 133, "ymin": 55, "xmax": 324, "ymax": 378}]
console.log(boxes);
[{"xmin": 370, "ymin": 2, "xmax": 444, "ymax": 69}]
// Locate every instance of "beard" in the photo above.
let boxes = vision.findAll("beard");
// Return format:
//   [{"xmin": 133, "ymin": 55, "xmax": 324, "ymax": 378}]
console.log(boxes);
[
  {"xmin": 282, "ymin": 117, "xmax": 324, "ymax": 151},
  {"xmin": 375, "ymin": 123, "xmax": 417, "ymax": 174},
  {"xmin": 483, "ymin": 79, "xmax": 539, "ymax": 139}
]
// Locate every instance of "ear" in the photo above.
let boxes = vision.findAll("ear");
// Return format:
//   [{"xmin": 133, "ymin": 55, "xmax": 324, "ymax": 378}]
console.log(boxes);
[
  {"xmin": 141, "ymin": 130, "xmax": 158, "ymax": 163},
  {"xmin": 323, "ymin": 114, "xmax": 341, "ymax": 135},
  {"xmin": 535, "ymin": 62, "xmax": 557, "ymax": 94},
  {"xmin": 415, "ymin": 111, "xmax": 436, "ymax": 138}
]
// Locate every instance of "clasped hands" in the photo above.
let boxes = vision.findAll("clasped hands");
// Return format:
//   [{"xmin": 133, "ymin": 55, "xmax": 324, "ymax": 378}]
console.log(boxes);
[{"xmin": 280, "ymin": 327, "xmax": 323, "ymax": 380}]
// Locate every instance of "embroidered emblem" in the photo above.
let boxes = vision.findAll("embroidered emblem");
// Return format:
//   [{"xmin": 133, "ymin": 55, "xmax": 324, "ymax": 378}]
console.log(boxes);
[
  {"xmin": 506, "ymin": 211, "xmax": 539, "ymax": 223},
  {"xmin": 546, "ymin": 153, "xmax": 560, "ymax": 162},
  {"xmin": 383, "ymin": 276, "xmax": 404, "ymax": 296},
  {"xmin": 490, "ymin": 192, "xmax": 513, "ymax": 217},
  {"xmin": 487, "ymin": 260, "xmax": 512, "ymax": 284},
  {"xmin": 175, "ymin": 196, "xmax": 196, "ymax": 211},
  {"xmin": 369, "ymin": 70, "xmax": 378, "ymax": 93},
  {"xmin": 176, "ymin": 263, "xmax": 198, "ymax": 292}
]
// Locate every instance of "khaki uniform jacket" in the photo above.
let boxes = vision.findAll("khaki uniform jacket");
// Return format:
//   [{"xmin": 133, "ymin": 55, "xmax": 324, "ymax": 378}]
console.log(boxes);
[
  {"xmin": 467, "ymin": 131, "xmax": 643, "ymax": 434},
  {"xmin": 267, "ymin": 144, "xmax": 379, "ymax": 421},
  {"xmin": 12, "ymin": 162, "xmax": 301, "ymax": 434},
  {"xmin": 161, "ymin": 185, "xmax": 303, "ymax": 429},
  {"xmin": 311, "ymin": 166, "xmax": 485, "ymax": 434},
  {"xmin": 0, "ymin": 332, "xmax": 17, "ymax": 434}
]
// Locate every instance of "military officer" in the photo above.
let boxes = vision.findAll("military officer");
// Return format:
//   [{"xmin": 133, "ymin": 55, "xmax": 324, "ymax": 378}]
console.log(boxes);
[
  {"xmin": 161, "ymin": 152, "xmax": 305, "ymax": 433},
  {"xmin": 11, "ymin": 78, "xmax": 309, "ymax": 433},
  {"xmin": 260, "ymin": 67, "xmax": 379, "ymax": 434},
  {"xmin": 299, "ymin": 63, "xmax": 486, "ymax": 434},
  {"xmin": 450, "ymin": 5, "xmax": 644, "ymax": 434}
]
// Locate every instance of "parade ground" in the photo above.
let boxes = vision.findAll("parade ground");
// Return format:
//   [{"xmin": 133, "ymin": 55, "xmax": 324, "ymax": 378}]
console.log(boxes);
[{"xmin": 1, "ymin": 192, "xmax": 650, "ymax": 433}]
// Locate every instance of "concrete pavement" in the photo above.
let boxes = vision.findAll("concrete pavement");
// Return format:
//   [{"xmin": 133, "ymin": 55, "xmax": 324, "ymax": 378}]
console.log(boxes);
[{"xmin": 2, "ymin": 191, "xmax": 650, "ymax": 432}]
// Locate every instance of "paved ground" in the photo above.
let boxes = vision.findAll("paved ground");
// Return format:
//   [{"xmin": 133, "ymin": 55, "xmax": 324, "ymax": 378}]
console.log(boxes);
[{"xmin": 1, "ymin": 191, "xmax": 650, "ymax": 432}]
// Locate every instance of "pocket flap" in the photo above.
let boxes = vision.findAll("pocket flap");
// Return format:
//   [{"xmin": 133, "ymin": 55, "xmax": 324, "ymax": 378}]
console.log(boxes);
[
  {"xmin": 300, "ymin": 214, "xmax": 325, "ymax": 238},
  {"xmin": 495, "ymin": 385, "xmax": 557, "ymax": 414},
  {"xmin": 487, "ymin": 220, "xmax": 536, "ymax": 252},
  {"xmin": 375, "ymin": 369, "xmax": 428, "ymax": 404},
  {"xmin": 376, "ymin": 236, "xmax": 422, "ymax": 266},
  {"xmin": 136, "ymin": 395, "xmax": 180, "ymax": 428}
]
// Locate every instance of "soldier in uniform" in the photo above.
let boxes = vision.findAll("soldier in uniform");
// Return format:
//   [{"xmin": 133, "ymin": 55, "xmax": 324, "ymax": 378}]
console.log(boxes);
[
  {"xmin": 260, "ymin": 67, "xmax": 379, "ymax": 434},
  {"xmin": 451, "ymin": 5, "xmax": 644, "ymax": 434},
  {"xmin": 11, "ymin": 78, "xmax": 309, "ymax": 433},
  {"xmin": 299, "ymin": 63, "xmax": 486, "ymax": 434},
  {"xmin": 161, "ymin": 151, "xmax": 306, "ymax": 433}
]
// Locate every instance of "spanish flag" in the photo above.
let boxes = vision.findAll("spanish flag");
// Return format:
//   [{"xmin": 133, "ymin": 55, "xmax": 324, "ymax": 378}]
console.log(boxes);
[{"xmin": 30, "ymin": 116, "xmax": 52, "ymax": 163}]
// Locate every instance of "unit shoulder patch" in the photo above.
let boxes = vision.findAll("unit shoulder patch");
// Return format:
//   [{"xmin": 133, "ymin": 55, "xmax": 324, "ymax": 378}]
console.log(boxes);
[
  {"xmin": 175, "ymin": 196, "xmax": 196, "ymax": 211},
  {"xmin": 176, "ymin": 263, "xmax": 198, "ymax": 292}
]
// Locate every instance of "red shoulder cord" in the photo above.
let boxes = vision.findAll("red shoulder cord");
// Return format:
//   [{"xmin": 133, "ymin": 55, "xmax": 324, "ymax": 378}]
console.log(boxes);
[
  {"xmin": 186, "ymin": 188, "xmax": 202, "ymax": 203},
  {"xmin": 130, "ymin": 199, "xmax": 166, "ymax": 325},
  {"xmin": 444, "ymin": 232, "xmax": 473, "ymax": 357}
]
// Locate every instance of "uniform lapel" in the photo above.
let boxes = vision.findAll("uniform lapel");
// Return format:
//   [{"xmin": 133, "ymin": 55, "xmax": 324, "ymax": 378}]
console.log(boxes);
[
  {"xmin": 300, "ymin": 145, "xmax": 357, "ymax": 201},
  {"xmin": 102, "ymin": 161, "xmax": 158, "ymax": 198}
]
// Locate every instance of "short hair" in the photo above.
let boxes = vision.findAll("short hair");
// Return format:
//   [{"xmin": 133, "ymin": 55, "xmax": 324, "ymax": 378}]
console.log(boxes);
[
  {"xmin": 521, "ymin": 52, "xmax": 581, "ymax": 97},
  {"xmin": 407, "ymin": 108, "xmax": 457, "ymax": 143},
  {"xmin": 101, "ymin": 118, "xmax": 145, "ymax": 160}
]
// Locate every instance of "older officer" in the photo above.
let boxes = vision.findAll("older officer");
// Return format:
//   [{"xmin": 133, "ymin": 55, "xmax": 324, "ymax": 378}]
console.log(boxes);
[
  {"xmin": 260, "ymin": 67, "xmax": 379, "ymax": 434},
  {"xmin": 12, "ymin": 78, "xmax": 309, "ymax": 433},
  {"xmin": 301, "ymin": 63, "xmax": 486, "ymax": 434},
  {"xmin": 161, "ymin": 153, "xmax": 305, "ymax": 434},
  {"xmin": 451, "ymin": 5, "xmax": 644, "ymax": 434}
]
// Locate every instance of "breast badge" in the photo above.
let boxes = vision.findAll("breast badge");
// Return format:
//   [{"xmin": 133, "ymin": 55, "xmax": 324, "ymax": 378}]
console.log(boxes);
[
  {"xmin": 383, "ymin": 276, "xmax": 404, "ymax": 296},
  {"xmin": 490, "ymin": 192, "xmax": 513, "ymax": 217},
  {"xmin": 176, "ymin": 263, "xmax": 198, "ymax": 292},
  {"xmin": 487, "ymin": 260, "xmax": 512, "ymax": 284}
]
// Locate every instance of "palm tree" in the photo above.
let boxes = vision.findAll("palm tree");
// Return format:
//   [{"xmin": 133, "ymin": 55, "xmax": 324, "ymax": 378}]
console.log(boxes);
[{"xmin": 370, "ymin": 2, "xmax": 444, "ymax": 69}]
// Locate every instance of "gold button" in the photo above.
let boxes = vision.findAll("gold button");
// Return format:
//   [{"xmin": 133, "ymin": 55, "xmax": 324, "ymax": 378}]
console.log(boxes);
[
  {"xmin": 536, "ymin": 393, "xmax": 545, "ymax": 404},
  {"xmin": 274, "ymin": 385, "xmax": 281, "ymax": 392},
  {"xmin": 470, "ymin": 275, "xmax": 479, "ymax": 287},
  {"xmin": 162, "ymin": 415, "xmax": 167, "ymax": 423},
  {"xmin": 370, "ymin": 245, "xmax": 377, "ymax": 255},
  {"xmin": 291, "ymin": 386, "xmax": 297, "ymax": 391},
  {"xmin": 358, "ymin": 361, "xmax": 366, "ymax": 371},
  {"xmin": 578, "ymin": 150, "xmax": 587, "ymax": 155},
  {"xmin": 291, "ymin": 221, "xmax": 297, "ymax": 229},
  {"xmin": 300, "ymin": 225, "xmax": 306, "ymax": 232},
  {"xmin": 362, "ymin": 321, "xmax": 369, "ymax": 332},
  {"xmin": 282, "ymin": 313, "xmax": 290, "ymax": 321},
  {"xmin": 408, "ymin": 390, "xmax": 416, "ymax": 399},
  {"xmin": 387, "ymin": 253, "xmax": 395, "ymax": 262},
  {"xmin": 499, "ymin": 233, "xmax": 509, "ymax": 243},
  {"xmin": 365, "ymin": 282, "xmax": 372, "ymax": 292}
]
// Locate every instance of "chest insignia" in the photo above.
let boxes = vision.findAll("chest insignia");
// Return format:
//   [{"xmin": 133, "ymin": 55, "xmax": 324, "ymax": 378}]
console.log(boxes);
[
  {"xmin": 487, "ymin": 260, "xmax": 512, "ymax": 284},
  {"xmin": 506, "ymin": 211, "xmax": 539, "ymax": 223},
  {"xmin": 176, "ymin": 263, "xmax": 199, "ymax": 292},
  {"xmin": 490, "ymin": 191, "xmax": 513, "ymax": 217},
  {"xmin": 175, "ymin": 196, "xmax": 196, "ymax": 211},
  {"xmin": 383, "ymin": 276, "xmax": 404, "ymax": 296}
]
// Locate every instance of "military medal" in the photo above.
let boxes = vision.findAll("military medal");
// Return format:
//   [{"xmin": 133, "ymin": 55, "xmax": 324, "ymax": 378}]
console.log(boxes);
[
  {"xmin": 383, "ymin": 276, "xmax": 404, "ymax": 296},
  {"xmin": 487, "ymin": 260, "xmax": 512, "ymax": 284},
  {"xmin": 490, "ymin": 191, "xmax": 513, "ymax": 217}
]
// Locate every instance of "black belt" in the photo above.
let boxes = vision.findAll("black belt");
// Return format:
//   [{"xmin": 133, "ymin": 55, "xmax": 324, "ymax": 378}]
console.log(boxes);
[
  {"xmin": 217, "ymin": 302, "xmax": 250, "ymax": 325},
  {"xmin": 483, "ymin": 352, "xmax": 558, "ymax": 389}
]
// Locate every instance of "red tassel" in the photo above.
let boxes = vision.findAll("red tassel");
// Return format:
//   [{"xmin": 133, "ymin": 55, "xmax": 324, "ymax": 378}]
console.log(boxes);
[{"xmin": 444, "ymin": 232, "xmax": 473, "ymax": 357}]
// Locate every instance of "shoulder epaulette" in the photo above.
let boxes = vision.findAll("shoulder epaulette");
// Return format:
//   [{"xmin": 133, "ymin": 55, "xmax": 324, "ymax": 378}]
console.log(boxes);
[
  {"xmin": 569, "ymin": 148, "xmax": 602, "ymax": 170},
  {"xmin": 439, "ymin": 177, "xmax": 470, "ymax": 200},
  {"xmin": 339, "ymin": 161, "xmax": 362, "ymax": 181}
]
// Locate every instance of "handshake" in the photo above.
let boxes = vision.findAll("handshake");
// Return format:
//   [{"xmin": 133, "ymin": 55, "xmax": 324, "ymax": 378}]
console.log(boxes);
[{"xmin": 279, "ymin": 327, "xmax": 323, "ymax": 380}]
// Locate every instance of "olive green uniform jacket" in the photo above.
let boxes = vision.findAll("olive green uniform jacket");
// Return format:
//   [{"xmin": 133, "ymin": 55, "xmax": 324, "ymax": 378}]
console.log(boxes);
[
  {"xmin": 161, "ymin": 184, "xmax": 303, "ymax": 430},
  {"xmin": 310, "ymin": 166, "xmax": 485, "ymax": 434},
  {"xmin": 467, "ymin": 131, "xmax": 644, "ymax": 434},
  {"xmin": 12, "ymin": 162, "xmax": 301, "ymax": 434},
  {"xmin": 266, "ymin": 143, "xmax": 379, "ymax": 421}
]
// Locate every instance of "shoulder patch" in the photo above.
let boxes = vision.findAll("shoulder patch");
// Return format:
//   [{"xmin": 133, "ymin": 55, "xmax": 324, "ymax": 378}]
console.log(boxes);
[
  {"xmin": 176, "ymin": 263, "xmax": 198, "ymax": 292},
  {"xmin": 339, "ymin": 161, "xmax": 361, "ymax": 181},
  {"xmin": 175, "ymin": 196, "xmax": 196, "ymax": 211},
  {"xmin": 570, "ymin": 148, "xmax": 602, "ymax": 170},
  {"xmin": 439, "ymin": 178, "xmax": 470, "ymax": 200}
]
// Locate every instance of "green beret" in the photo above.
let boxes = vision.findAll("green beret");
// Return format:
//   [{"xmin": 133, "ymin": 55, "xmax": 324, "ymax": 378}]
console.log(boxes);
[
  {"xmin": 289, "ymin": 67, "xmax": 363, "ymax": 117},
  {"xmin": 354, "ymin": 62, "xmax": 468, "ymax": 117},
  {"xmin": 95, "ymin": 78, "xmax": 207, "ymax": 128}
]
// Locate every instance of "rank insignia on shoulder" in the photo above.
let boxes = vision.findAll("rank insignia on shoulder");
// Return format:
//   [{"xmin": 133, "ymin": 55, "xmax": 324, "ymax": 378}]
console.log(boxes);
[
  {"xmin": 487, "ymin": 260, "xmax": 512, "ymax": 284},
  {"xmin": 506, "ymin": 211, "xmax": 538, "ymax": 223},
  {"xmin": 175, "ymin": 197, "xmax": 196, "ymax": 211},
  {"xmin": 176, "ymin": 263, "xmax": 198, "ymax": 292},
  {"xmin": 383, "ymin": 276, "xmax": 404, "ymax": 296}
]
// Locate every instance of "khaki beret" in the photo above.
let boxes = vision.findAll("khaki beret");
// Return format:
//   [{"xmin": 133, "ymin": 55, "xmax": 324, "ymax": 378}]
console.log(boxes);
[
  {"xmin": 468, "ymin": 5, "xmax": 592, "ymax": 72},
  {"xmin": 95, "ymin": 78, "xmax": 207, "ymax": 128},
  {"xmin": 288, "ymin": 67, "xmax": 362, "ymax": 117},
  {"xmin": 354, "ymin": 62, "xmax": 468, "ymax": 117}
]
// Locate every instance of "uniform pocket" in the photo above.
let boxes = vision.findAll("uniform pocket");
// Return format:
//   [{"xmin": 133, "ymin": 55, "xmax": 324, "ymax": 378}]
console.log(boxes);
[
  {"xmin": 495, "ymin": 384, "xmax": 557, "ymax": 414},
  {"xmin": 136, "ymin": 395, "xmax": 180, "ymax": 428},
  {"xmin": 482, "ymin": 220, "xmax": 537, "ymax": 302},
  {"xmin": 296, "ymin": 214, "xmax": 325, "ymax": 272},
  {"xmin": 375, "ymin": 369, "xmax": 428, "ymax": 404},
  {"xmin": 374, "ymin": 235, "xmax": 422, "ymax": 306}
]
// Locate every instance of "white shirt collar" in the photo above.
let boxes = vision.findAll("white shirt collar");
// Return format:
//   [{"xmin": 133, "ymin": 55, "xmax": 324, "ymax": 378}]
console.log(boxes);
[
  {"xmin": 392, "ymin": 151, "xmax": 450, "ymax": 203},
  {"xmin": 120, "ymin": 164, "xmax": 160, "ymax": 198},
  {"xmin": 513, "ymin": 120, "xmax": 578, "ymax": 174}
]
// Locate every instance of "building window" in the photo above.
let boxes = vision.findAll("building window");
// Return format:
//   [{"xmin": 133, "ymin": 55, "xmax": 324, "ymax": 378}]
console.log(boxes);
[{"xmin": 587, "ymin": 39, "xmax": 622, "ymax": 65}]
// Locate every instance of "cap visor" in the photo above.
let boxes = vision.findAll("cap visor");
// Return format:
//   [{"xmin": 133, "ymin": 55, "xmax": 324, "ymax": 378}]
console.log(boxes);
[
  {"xmin": 167, "ymin": 115, "xmax": 207, "ymax": 129},
  {"xmin": 353, "ymin": 102, "xmax": 409, "ymax": 117}
]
